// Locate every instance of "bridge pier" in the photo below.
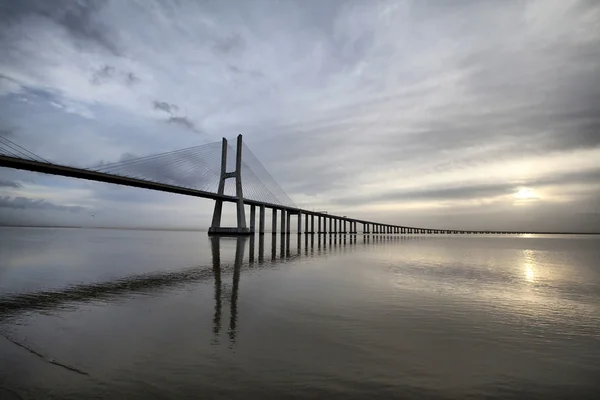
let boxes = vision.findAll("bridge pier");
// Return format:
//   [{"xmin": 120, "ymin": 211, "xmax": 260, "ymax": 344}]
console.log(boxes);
[
  {"xmin": 297, "ymin": 211, "xmax": 302, "ymax": 234},
  {"xmin": 286, "ymin": 211, "xmax": 291, "ymax": 235},
  {"xmin": 272, "ymin": 208, "xmax": 277, "ymax": 234},
  {"xmin": 311, "ymin": 214, "xmax": 315, "ymax": 234},
  {"xmin": 259, "ymin": 205, "xmax": 265, "ymax": 234},
  {"xmin": 281, "ymin": 209, "xmax": 286, "ymax": 235},
  {"xmin": 305, "ymin": 213, "xmax": 309, "ymax": 234},
  {"xmin": 208, "ymin": 135, "xmax": 250, "ymax": 235},
  {"xmin": 250, "ymin": 205, "xmax": 256, "ymax": 234}
]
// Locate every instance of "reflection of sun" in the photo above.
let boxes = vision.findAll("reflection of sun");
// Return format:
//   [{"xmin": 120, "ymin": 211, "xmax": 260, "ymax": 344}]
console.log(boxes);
[
  {"xmin": 525, "ymin": 264, "xmax": 535, "ymax": 282},
  {"xmin": 515, "ymin": 187, "xmax": 537, "ymax": 199}
]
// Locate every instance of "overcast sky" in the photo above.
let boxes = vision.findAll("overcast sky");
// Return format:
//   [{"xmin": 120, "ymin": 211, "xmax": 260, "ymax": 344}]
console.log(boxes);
[{"xmin": 1, "ymin": 0, "xmax": 599, "ymax": 232}]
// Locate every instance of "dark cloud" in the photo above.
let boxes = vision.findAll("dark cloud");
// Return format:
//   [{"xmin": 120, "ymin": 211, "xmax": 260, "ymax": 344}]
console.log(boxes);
[
  {"xmin": 167, "ymin": 116, "xmax": 199, "ymax": 132},
  {"xmin": 153, "ymin": 101, "xmax": 179, "ymax": 115},
  {"xmin": 125, "ymin": 72, "xmax": 140, "ymax": 85},
  {"xmin": 0, "ymin": 0, "xmax": 120, "ymax": 55},
  {"xmin": 152, "ymin": 101, "xmax": 202, "ymax": 134},
  {"xmin": 228, "ymin": 65, "xmax": 264, "ymax": 78},
  {"xmin": 0, "ymin": 196, "xmax": 85, "ymax": 213},
  {"xmin": 0, "ymin": 180, "xmax": 22, "ymax": 188},
  {"xmin": 212, "ymin": 33, "xmax": 244, "ymax": 54},
  {"xmin": 118, "ymin": 152, "xmax": 138, "ymax": 162},
  {"xmin": 91, "ymin": 65, "xmax": 115, "ymax": 84},
  {"xmin": 91, "ymin": 65, "xmax": 139, "ymax": 86},
  {"xmin": 0, "ymin": 127, "xmax": 16, "ymax": 138}
]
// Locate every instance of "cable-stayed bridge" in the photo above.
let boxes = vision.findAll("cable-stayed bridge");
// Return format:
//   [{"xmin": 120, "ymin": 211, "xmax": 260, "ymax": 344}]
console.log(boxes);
[{"xmin": 0, "ymin": 134, "xmax": 557, "ymax": 235}]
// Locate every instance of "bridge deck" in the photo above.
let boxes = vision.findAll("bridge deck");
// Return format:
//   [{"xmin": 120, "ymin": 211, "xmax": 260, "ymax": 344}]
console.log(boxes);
[{"xmin": 1, "ymin": 155, "xmax": 594, "ymax": 235}]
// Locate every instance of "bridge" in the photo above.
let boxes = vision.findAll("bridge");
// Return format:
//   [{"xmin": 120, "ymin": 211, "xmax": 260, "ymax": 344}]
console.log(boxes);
[{"xmin": 0, "ymin": 133, "xmax": 552, "ymax": 235}]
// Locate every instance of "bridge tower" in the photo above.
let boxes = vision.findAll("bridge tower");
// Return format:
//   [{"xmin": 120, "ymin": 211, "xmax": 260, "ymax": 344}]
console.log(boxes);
[{"xmin": 208, "ymin": 135, "xmax": 251, "ymax": 235}]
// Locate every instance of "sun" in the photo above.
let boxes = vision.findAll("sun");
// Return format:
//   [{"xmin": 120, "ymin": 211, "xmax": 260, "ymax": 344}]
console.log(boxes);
[{"xmin": 514, "ymin": 187, "xmax": 537, "ymax": 200}]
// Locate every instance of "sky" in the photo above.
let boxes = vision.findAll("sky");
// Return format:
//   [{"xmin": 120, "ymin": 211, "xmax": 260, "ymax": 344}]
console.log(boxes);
[{"xmin": 0, "ymin": 0, "xmax": 599, "ymax": 232}]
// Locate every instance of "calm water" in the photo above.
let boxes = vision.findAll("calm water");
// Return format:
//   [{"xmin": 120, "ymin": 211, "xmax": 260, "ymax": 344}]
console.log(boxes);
[{"xmin": 0, "ymin": 228, "xmax": 599, "ymax": 399}]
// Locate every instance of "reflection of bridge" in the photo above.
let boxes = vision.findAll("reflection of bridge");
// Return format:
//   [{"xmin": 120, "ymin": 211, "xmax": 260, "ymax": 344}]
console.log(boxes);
[
  {"xmin": 0, "ymin": 234, "xmax": 414, "ymax": 347},
  {"xmin": 1, "ymin": 134, "xmax": 539, "ymax": 234}
]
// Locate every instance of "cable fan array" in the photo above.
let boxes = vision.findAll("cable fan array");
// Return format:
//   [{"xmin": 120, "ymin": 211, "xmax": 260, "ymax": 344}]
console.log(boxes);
[
  {"xmin": 0, "ymin": 135, "xmax": 49, "ymax": 163},
  {"xmin": 89, "ymin": 140, "xmax": 296, "ymax": 208}
]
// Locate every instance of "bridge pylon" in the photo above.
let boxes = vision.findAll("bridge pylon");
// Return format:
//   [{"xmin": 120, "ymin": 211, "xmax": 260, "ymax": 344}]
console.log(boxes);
[{"xmin": 208, "ymin": 134, "xmax": 251, "ymax": 235}]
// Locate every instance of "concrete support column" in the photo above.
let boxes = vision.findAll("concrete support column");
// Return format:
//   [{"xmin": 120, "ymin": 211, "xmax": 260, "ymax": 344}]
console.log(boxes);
[
  {"xmin": 343, "ymin": 220, "xmax": 347, "ymax": 233},
  {"xmin": 259, "ymin": 205, "xmax": 265, "ymax": 234},
  {"xmin": 234, "ymin": 135, "xmax": 247, "ymax": 230},
  {"xmin": 305, "ymin": 213, "xmax": 309, "ymax": 234},
  {"xmin": 329, "ymin": 218, "xmax": 332, "ymax": 233},
  {"xmin": 286, "ymin": 211, "xmax": 291, "ymax": 234},
  {"xmin": 272, "ymin": 208, "xmax": 277, "ymax": 234},
  {"xmin": 280, "ymin": 209, "xmax": 286, "ymax": 235},
  {"xmin": 318, "ymin": 216, "xmax": 322, "ymax": 233},
  {"xmin": 250, "ymin": 205, "xmax": 256, "ymax": 233},
  {"xmin": 311, "ymin": 214, "xmax": 315, "ymax": 234},
  {"xmin": 297, "ymin": 211, "xmax": 302, "ymax": 234}
]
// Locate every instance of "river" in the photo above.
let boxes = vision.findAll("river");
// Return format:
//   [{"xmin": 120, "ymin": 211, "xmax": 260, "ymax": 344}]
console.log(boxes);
[{"xmin": 1, "ymin": 228, "xmax": 599, "ymax": 399}]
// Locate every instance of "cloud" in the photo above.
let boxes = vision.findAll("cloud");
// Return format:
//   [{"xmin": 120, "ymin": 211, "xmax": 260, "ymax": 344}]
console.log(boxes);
[
  {"xmin": 152, "ymin": 101, "xmax": 201, "ymax": 134},
  {"xmin": 0, "ymin": 180, "xmax": 22, "ymax": 188},
  {"xmin": 0, "ymin": 0, "xmax": 120, "ymax": 55},
  {"xmin": 0, "ymin": 196, "xmax": 85, "ymax": 213},
  {"xmin": 167, "ymin": 116, "xmax": 200, "ymax": 133},
  {"xmin": 1, "ymin": 0, "xmax": 599, "ymax": 230},
  {"xmin": 125, "ymin": 72, "xmax": 140, "ymax": 85},
  {"xmin": 91, "ymin": 65, "xmax": 115, "ymax": 84},
  {"xmin": 91, "ymin": 65, "xmax": 139, "ymax": 86},
  {"xmin": 153, "ymin": 101, "xmax": 178, "ymax": 114},
  {"xmin": 212, "ymin": 33, "xmax": 244, "ymax": 54}
]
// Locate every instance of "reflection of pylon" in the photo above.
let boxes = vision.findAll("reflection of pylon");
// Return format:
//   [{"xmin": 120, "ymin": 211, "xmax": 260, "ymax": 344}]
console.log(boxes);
[
  {"xmin": 208, "ymin": 135, "xmax": 250, "ymax": 235},
  {"xmin": 210, "ymin": 236, "xmax": 246, "ymax": 348}
]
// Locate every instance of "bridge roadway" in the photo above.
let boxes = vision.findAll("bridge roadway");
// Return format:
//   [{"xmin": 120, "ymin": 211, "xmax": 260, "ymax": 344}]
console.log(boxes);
[{"xmin": 0, "ymin": 154, "xmax": 579, "ymax": 235}]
